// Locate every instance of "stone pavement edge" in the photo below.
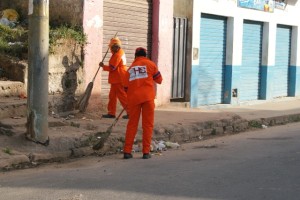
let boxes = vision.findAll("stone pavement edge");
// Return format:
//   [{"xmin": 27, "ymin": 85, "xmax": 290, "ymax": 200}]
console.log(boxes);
[{"xmin": 1, "ymin": 97, "xmax": 300, "ymax": 171}]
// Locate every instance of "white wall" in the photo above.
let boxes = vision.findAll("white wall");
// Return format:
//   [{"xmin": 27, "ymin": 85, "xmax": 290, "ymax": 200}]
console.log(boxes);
[
  {"xmin": 195, "ymin": 0, "xmax": 299, "ymax": 25},
  {"xmin": 193, "ymin": 0, "xmax": 300, "ymax": 66}
]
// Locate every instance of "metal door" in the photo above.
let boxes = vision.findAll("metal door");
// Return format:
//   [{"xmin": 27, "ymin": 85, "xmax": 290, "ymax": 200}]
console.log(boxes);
[
  {"xmin": 240, "ymin": 20, "xmax": 263, "ymax": 101},
  {"xmin": 101, "ymin": 0, "xmax": 152, "ymax": 100},
  {"xmin": 172, "ymin": 17, "xmax": 187, "ymax": 99},
  {"xmin": 198, "ymin": 13, "xmax": 227, "ymax": 105},
  {"xmin": 273, "ymin": 25, "xmax": 291, "ymax": 98}
]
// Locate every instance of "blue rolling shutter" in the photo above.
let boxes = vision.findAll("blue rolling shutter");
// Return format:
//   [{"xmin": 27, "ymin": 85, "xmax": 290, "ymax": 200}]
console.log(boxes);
[
  {"xmin": 273, "ymin": 25, "xmax": 291, "ymax": 97},
  {"xmin": 198, "ymin": 14, "xmax": 227, "ymax": 105},
  {"xmin": 240, "ymin": 20, "xmax": 263, "ymax": 101}
]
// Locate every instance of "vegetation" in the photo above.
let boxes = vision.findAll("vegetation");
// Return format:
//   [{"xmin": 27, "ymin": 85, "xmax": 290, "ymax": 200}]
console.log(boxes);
[
  {"xmin": 0, "ymin": 24, "xmax": 28, "ymax": 58},
  {"xmin": 49, "ymin": 25, "xmax": 87, "ymax": 54},
  {"xmin": 3, "ymin": 147, "xmax": 12, "ymax": 155},
  {"xmin": 248, "ymin": 120, "xmax": 262, "ymax": 128},
  {"xmin": 211, "ymin": 128, "xmax": 217, "ymax": 135},
  {"xmin": 0, "ymin": 24, "xmax": 87, "ymax": 58}
]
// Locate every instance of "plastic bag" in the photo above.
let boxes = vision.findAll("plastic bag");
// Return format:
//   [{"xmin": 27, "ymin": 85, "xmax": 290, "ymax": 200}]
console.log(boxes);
[
  {"xmin": 1, "ymin": 9, "xmax": 19, "ymax": 22},
  {"xmin": 165, "ymin": 141, "xmax": 180, "ymax": 149}
]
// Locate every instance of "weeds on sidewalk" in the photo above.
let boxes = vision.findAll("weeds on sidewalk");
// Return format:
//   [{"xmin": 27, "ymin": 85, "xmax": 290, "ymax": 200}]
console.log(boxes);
[
  {"xmin": 248, "ymin": 120, "xmax": 262, "ymax": 128},
  {"xmin": 3, "ymin": 147, "xmax": 12, "ymax": 155}
]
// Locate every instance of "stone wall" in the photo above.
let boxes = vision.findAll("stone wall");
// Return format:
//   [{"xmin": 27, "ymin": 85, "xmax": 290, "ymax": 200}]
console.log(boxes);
[
  {"xmin": 1, "ymin": 1, "xmax": 85, "ymax": 113},
  {"xmin": 0, "ymin": 38, "xmax": 85, "ymax": 113},
  {"xmin": 0, "ymin": 0, "xmax": 83, "ymax": 26},
  {"xmin": 0, "ymin": 55, "xmax": 27, "ymax": 83},
  {"xmin": 0, "ymin": 54, "xmax": 28, "ymax": 98},
  {"xmin": 48, "ymin": 39, "xmax": 85, "ymax": 113}
]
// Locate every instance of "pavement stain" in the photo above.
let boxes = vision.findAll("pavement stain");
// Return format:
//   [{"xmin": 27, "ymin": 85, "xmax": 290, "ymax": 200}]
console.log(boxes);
[
  {"xmin": 192, "ymin": 145, "xmax": 218, "ymax": 149},
  {"xmin": 247, "ymin": 137, "xmax": 292, "ymax": 141}
]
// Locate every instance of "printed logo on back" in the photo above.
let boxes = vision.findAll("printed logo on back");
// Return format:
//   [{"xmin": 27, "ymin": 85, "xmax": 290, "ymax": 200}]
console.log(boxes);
[{"xmin": 129, "ymin": 66, "xmax": 148, "ymax": 81}]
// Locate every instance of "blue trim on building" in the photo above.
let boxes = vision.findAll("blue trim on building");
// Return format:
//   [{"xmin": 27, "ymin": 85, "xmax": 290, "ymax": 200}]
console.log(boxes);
[
  {"xmin": 223, "ymin": 65, "xmax": 233, "ymax": 104},
  {"xmin": 223, "ymin": 65, "xmax": 241, "ymax": 104},
  {"xmin": 260, "ymin": 65, "xmax": 268, "ymax": 99},
  {"xmin": 289, "ymin": 65, "xmax": 298, "ymax": 96},
  {"xmin": 231, "ymin": 65, "xmax": 241, "ymax": 105},
  {"xmin": 190, "ymin": 64, "xmax": 199, "ymax": 108},
  {"xmin": 260, "ymin": 65, "xmax": 274, "ymax": 99},
  {"xmin": 192, "ymin": 64, "xmax": 300, "ymax": 105},
  {"xmin": 295, "ymin": 66, "xmax": 300, "ymax": 96}
]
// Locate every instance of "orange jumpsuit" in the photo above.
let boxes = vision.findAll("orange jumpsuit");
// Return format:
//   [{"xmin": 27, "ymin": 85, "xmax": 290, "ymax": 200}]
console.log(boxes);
[
  {"xmin": 123, "ymin": 56, "xmax": 163, "ymax": 154},
  {"xmin": 102, "ymin": 48, "xmax": 128, "ymax": 116}
]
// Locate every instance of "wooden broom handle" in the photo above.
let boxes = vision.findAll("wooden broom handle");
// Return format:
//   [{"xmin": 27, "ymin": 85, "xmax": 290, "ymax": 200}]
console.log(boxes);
[{"xmin": 92, "ymin": 32, "xmax": 119, "ymax": 82}]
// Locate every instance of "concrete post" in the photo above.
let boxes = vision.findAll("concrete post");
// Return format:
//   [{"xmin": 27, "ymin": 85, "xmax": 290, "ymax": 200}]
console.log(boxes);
[{"xmin": 26, "ymin": 0, "xmax": 49, "ymax": 145}]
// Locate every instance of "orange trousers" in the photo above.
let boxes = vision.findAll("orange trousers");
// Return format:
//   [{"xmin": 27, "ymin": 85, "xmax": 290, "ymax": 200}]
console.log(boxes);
[
  {"xmin": 123, "ymin": 100, "xmax": 155, "ymax": 154},
  {"xmin": 107, "ymin": 83, "xmax": 128, "ymax": 116}
]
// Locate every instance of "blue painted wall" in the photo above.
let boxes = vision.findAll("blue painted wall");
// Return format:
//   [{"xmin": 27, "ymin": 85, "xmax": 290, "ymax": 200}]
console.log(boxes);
[
  {"xmin": 191, "ymin": 64, "xmax": 199, "ymax": 107},
  {"xmin": 288, "ymin": 66, "xmax": 300, "ymax": 96},
  {"xmin": 260, "ymin": 65, "xmax": 274, "ymax": 99}
]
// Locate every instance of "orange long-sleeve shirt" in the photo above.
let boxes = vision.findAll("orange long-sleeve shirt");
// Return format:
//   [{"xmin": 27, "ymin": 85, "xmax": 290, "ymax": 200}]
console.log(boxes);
[
  {"xmin": 125, "ymin": 56, "xmax": 163, "ymax": 105},
  {"xmin": 102, "ymin": 48, "xmax": 127, "ymax": 84}
]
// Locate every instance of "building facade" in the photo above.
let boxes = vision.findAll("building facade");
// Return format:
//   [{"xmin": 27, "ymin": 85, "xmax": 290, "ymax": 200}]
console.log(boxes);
[
  {"xmin": 183, "ymin": 0, "xmax": 300, "ymax": 107},
  {"xmin": 3, "ymin": 0, "xmax": 298, "ymax": 110},
  {"xmin": 83, "ymin": 0, "xmax": 173, "ymax": 110},
  {"xmin": 0, "ymin": 0, "xmax": 174, "ymax": 111}
]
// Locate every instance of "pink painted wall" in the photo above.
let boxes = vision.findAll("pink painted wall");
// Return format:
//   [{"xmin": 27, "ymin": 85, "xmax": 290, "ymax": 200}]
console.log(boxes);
[
  {"xmin": 82, "ymin": 0, "xmax": 103, "ymax": 111},
  {"xmin": 82, "ymin": 0, "xmax": 173, "ymax": 110},
  {"xmin": 152, "ymin": 0, "xmax": 174, "ymax": 106}
]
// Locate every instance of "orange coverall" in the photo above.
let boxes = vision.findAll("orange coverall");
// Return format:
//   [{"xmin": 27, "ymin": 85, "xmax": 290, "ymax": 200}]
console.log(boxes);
[
  {"xmin": 123, "ymin": 56, "xmax": 163, "ymax": 154},
  {"xmin": 102, "ymin": 48, "xmax": 128, "ymax": 116}
]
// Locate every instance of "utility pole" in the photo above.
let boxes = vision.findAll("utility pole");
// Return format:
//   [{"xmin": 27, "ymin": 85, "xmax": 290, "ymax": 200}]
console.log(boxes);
[{"xmin": 26, "ymin": 0, "xmax": 49, "ymax": 145}]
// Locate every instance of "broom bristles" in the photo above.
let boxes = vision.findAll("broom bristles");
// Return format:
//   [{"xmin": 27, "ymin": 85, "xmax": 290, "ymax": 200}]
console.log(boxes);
[
  {"xmin": 76, "ymin": 82, "xmax": 94, "ymax": 113},
  {"xmin": 92, "ymin": 125, "xmax": 113, "ymax": 150},
  {"xmin": 92, "ymin": 108, "xmax": 125, "ymax": 150}
]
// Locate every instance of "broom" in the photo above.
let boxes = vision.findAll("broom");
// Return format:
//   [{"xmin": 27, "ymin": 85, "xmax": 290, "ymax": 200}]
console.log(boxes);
[
  {"xmin": 76, "ymin": 32, "xmax": 118, "ymax": 112},
  {"xmin": 93, "ymin": 107, "xmax": 126, "ymax": 150}
]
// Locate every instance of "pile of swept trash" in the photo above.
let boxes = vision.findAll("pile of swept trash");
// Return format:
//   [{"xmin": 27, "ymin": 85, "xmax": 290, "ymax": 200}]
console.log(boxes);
[
  {"xmin": 132, "ymin": 140, "xmax": 181, "ymax": 153},
  {"xmin": 0, "ymin": 9, "xmax": 19, "ymax": 28}
]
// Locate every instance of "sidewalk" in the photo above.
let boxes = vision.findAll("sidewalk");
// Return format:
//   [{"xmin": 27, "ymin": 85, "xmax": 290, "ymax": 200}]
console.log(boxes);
[{"xmin": 1, "ymin": 97, "xmax": 300, "ymax": 171}]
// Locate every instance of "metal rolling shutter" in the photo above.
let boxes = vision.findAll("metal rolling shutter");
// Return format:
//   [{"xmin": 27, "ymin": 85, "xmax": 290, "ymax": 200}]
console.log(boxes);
[
  {"xmin": 240, "ymin": 20, "xmax": 263, "ymax": 101},
  {"xmin": 198, "ymin": 14, "xmax": 227, "ymax": 105},
  {"xmin": 101, "ymin": 0, "xmax": 152, "ymax": 100},
  {"xmin": 273, "ymin": 25, "xmax": 291, "ymax": 98}
]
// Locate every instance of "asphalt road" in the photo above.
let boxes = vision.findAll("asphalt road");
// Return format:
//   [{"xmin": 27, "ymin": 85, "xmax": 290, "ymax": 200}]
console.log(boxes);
[{"xmin": 1, "ymin": 123, "xmax": 300, "ymax": 200}]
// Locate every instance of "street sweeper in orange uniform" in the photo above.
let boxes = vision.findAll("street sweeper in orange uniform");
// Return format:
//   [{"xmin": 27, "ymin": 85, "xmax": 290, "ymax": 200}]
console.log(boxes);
[
  {"xmin": 123, "ymin": 47, "xmax": 163, "ymax": 159},
  {"xmin": 99, "ymin": 37, "xmax": 129, "ymax": 119}
]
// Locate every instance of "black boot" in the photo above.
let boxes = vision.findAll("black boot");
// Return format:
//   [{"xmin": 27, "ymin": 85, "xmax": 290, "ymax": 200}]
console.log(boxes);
[
  {"xmin": 102, "ymin": 114, "xmax": 116, "ymax": 118},
  {"xmin": 142, "ymin": 153, "xmax": 151, "ymax": 159},
  {"xmin": 122, "ymin": 115, "xmax": 129, "ymax": 119},
  {"xmin": 123, "ymin": 153, "xmax": 133, "ymax": 159}
]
